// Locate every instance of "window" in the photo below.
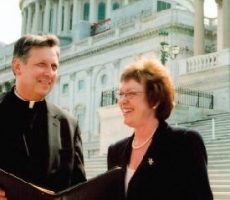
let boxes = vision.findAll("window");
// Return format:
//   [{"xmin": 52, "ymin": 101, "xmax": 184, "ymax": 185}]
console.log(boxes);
[
  {"xmin": 157, "ymin": 1, "xmax": 171, "ymax": 12},
  {"xmin": 78, "ymin": 79, "xmax": 85, "ymax": 91},
  {"xmin": 77, "ymin": 113, "xmax": 85, "ymax": 132},
  {"xmin": 61, "ymin": 6, "xmax": 64, "ymax": 31},
  {"xmin": 98, "ymin": 2, "xmax": 105, "ymax": 21},
  {"xmin": 112, "ymin": 2, "xmax": 120, "ymax": 10},
  {"xmin": 62, "ymin": 83, "xmax": 69, "ymax": 94},
  {"xmin": 84, "ymin": 3, "xmax": 89, "ymax": 20},
  {"xmin": 101, "ymin": 74, "xmax": 107, "ymax": 85},
  {"xmin": 49, "ymin": 9, "xmax": 53, "ymax": 32},
  {"xmin": 75, "ymin": 106, "xmax": 86, "ymax": 132},
  {"xmin": 70, "ymin": 4, "xmax": 73, "ymax": 30}
]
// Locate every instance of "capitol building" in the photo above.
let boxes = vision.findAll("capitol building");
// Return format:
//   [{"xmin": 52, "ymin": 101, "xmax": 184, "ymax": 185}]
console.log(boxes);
[{"xmin": 0, "ymin": 1, "xmax": 230, "ymax": 197}]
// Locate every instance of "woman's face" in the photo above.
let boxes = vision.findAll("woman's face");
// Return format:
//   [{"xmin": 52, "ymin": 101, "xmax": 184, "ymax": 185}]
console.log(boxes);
[{"xmin": 117, "ymin": 79, "xmax": 156, "ymax": 129}]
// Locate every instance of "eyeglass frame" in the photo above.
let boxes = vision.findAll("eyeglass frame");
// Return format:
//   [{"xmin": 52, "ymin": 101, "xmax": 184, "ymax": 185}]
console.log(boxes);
[{"xmin": 115, "ymin": 90, "xmax": 145, "ymax": 100}]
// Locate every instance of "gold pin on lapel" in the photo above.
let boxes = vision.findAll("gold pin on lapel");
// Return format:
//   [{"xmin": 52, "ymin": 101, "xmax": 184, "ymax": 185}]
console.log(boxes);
[{"xmin": 148, "ymin": 158, "xmax": 154, "ymax": 165}]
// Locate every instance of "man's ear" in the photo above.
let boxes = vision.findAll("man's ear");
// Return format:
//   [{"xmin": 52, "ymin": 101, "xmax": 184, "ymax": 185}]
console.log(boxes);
[{"xmin": 12, "ymin": 58, "xmax": 21, "ymax": 76}]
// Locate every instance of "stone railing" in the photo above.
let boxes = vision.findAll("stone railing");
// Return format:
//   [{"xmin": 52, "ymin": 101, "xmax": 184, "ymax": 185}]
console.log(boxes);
[
  {"xmin": 70, "ymin": 8, "xmax": 195, "ymax": 55},
  {"xmin": 92, "ymin": 29, "xmax": 116, "ymax": 44},
  {"xmin": 178, "ymin": 49, "xmax": 230, "ymax": 75},
  {"xmin": 186, "ymin": 53, "xmax": 217, "ymax": 73},
  {"xmin": 204, "ymin": 17, "xmax": 217, "ymax": 29}
]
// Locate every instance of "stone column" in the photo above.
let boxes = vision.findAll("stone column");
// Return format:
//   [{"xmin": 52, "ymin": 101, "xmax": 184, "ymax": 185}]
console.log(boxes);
[
  {"xmin": 72, "ymin": 0, "xmax": 80, "ymax": 28},
  {"xmin": 26, "ymin": 4, "xmax": 32, "ymax": 33},
  {"xmin": 124, "ymin": 0, "xmax": 129, "ymax": 6},
  {"xmin": 32, "ymin": 1, "xmax": 40, "ymax": 33},
  {"xmin": 52, "ymin": 2, "xmax": 58, "ymax": 33},
  {"xmin": 43, "ymin": 0, "xmax": 51, "ymax": 33},
  {"xmin": 89, "ymin": 0, "xmax": 96, "ymax": 23},
  {"xmin": 57, "ymin": 0, "xmax": 63, "ymax": 34},
  {"xmin": 106, "ymin": 0, "xmax": 112, "ymax": 19},
  {"xmin": 194, "ymin": 0, "xmax": 205, "ymax": 55},
  {"xmin": 86, "ymin": 68, "xmax": 94, "ymax": 139},
  {"xmin": 222, "ymin": 0, "xmax": 230, "ymax": 49},
  {"xmin": 216, "ymin": 0, "xmax": 223, "ymax": 51},
  {"xmin": 64, "ymin": 0, "xmax": 70, "ymax": 33},
  {"xmin": 21, "ymin": 9, "xmax": 27, "ymax": 35}
]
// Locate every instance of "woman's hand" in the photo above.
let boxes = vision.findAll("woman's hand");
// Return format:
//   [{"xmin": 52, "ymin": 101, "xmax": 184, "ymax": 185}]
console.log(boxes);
[{"xmin": 0, "ymin": 189, "xmax": 7, "ymax": 200}]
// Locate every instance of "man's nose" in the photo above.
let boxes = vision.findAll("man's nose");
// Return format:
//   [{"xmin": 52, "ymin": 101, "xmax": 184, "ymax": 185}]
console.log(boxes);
[{"xmin": 44, "ymin": 65, "xmax": 55, "ymax": 75}]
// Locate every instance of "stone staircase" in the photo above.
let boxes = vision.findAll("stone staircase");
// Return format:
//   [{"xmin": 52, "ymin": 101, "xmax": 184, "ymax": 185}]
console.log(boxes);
[
  {"xmin": 181, "ymin": 112, "xmax": 230, "ymax": 200},
  {"xmin": 84, "ymin": 112, "xmax": 230, "ymax": 199},
  {"xmin": 84, "ymin": 155, "xmax": 107, "ymax": 179}
]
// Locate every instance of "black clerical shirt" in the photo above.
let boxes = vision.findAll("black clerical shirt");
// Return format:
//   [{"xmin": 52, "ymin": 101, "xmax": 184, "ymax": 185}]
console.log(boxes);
[{"xmin": 0, "ymin": 89, "xmax": 50, "ymax": 188}]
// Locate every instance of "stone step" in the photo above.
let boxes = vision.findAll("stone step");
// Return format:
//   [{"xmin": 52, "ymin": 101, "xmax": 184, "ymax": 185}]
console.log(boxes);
[
  {"xmin": 209, "ymin": 171, "xmax": 230, "ymax": 177},
  {"xmin": 213, "ymin": 192, "xmax": 230, "ymax": 200},
  {"xmin": 209, "ymin": 166, "xmax": 230, "ymax": 170},
  {"xmin": 207, "ymin": 138, "xmax": 230, "ymax": 143},
  {"xmin": 208, "ymin": 168, "xmax": 229, "ymax": 174},
  {"xmin": 85, "ymin": 160, "xmax": 106, "ymax": 165},
  {"xmin": 206, "ymin": 143, "xmax": 230, "ymax": 149},
  {"xmin": 207, "ymin": 145, "xmax": 230, "ymax": 151},
  {"xmin": 208, "ymin": 154, "xmax": 230, "ymax": 160},
  {"xmin": 203, "ymin": 136, "xmax": 230, "ymax": 143},
  {"xmin": 85, "ymin": 168, "xmax": 107, "ymax": 179},
  {"xmin": 211, "ymin": 185, "xmax": 230, "ymax": 192},
  {"xmin": 209, "ymin": 159, "xmax": 230, "ymax": 165},
  {"xmin": 210, "ymin": 180, "xmax": 230, "ymax": 185}
]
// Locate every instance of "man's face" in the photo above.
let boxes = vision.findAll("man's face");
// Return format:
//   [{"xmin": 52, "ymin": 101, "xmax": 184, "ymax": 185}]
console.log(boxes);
[{"xmin": 13, "ymin": 46, "xmax": 59, "ymax": 101}]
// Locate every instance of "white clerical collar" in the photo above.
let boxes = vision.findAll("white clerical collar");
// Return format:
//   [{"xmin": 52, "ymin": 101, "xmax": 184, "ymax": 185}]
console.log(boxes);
[{"xmin": 14, "ymin": 89, "xmax": 42, "ymax": 109}]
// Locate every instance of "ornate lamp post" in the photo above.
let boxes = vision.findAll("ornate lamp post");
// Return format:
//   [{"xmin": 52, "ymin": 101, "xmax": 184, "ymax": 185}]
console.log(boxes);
[{"xmin": 159, "ymin": 31, "xmax": 180, "ymax": 65}]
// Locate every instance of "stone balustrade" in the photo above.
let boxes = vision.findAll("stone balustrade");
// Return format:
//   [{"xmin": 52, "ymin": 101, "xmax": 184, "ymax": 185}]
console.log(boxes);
[{"xmin": 178, "ymin": 49, "xmax": 230, "ymax": 75}]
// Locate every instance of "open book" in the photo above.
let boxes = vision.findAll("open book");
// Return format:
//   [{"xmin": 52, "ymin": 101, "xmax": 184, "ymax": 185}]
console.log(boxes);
[{"xmin": 0, "ymin": 167, "xmax": 123, "ymax": 200}]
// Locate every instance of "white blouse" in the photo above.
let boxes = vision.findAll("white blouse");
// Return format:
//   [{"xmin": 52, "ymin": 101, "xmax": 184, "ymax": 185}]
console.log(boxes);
[{"xmin": 125, "ymin": 167, "xmax": 135, "ymax": 195}]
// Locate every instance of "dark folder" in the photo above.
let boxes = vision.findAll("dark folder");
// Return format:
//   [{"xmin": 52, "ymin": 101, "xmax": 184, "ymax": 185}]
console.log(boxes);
[{"xmin": 0, "ymin": 167, "xmax": 123, "ymax": 200}]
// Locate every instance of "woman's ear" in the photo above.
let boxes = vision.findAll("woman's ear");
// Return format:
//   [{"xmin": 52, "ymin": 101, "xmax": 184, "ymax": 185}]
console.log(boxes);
[{"xmin": 152, "ymin": 102, "xmax": 159, "ymax": 110}]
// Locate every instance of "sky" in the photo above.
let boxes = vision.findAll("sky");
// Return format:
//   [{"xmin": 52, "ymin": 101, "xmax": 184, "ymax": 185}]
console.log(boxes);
[{"xmin": 0, "ymin": 0, "xmax": 218, "ymax": 45}]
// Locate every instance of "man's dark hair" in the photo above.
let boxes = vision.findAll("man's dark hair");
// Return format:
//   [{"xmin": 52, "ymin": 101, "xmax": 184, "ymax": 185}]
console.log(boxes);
[{"xmin": 13, "ymin": 34, "xmax": 60, "ymax": 62}]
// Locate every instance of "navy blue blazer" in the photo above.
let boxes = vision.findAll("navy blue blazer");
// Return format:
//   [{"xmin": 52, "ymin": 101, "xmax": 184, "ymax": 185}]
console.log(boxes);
[
  {"xmin": 107, "ymin": 121, "xmax": 213, "ymax": 200},
  {"xmin": 0, "ymin": 90, "xmax": 86, "ymax": 191}
]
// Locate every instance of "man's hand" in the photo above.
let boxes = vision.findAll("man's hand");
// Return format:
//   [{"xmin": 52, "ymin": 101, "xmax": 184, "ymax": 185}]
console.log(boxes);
[{"xmin": 0, "ymin": 189, "xmax": 7, "ymax": 200}]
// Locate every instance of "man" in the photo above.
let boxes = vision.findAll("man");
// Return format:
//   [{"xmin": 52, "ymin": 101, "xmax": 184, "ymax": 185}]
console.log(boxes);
[{"xmin": 0, "ymin": 34, "xmax": 86, "ymax": 199}]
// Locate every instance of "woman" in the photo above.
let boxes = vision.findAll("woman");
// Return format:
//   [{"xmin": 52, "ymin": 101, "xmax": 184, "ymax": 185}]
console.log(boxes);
[{"xmin": 107, "ymin": 58, "xmax": 213, "ymax": 200}]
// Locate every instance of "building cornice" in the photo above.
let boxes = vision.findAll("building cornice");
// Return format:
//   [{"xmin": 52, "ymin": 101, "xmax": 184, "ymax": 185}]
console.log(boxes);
[{"xmin": 60, "ymin": 23, "xmax": 194, "ymax": 65}]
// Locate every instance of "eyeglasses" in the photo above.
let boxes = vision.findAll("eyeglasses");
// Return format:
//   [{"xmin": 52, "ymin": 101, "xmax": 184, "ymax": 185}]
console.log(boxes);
[{"xmin": 115, "ymin": 91, "xmax": 144, "ymax": 100}]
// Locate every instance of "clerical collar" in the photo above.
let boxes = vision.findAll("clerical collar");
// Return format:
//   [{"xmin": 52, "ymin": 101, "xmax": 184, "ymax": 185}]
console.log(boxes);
[{"xmin": 14, "ymin": 89, "xmax": 43, "ymax": 109}]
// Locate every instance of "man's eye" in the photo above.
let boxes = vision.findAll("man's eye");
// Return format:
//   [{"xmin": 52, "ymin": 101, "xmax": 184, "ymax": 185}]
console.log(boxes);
[
  {"xmin": 52, "ymin": 65, "xmax": 58, "ymax": 70},
  {"xmin": 37, "ymin": 63, "xmax": 46, "ymax": 67}
]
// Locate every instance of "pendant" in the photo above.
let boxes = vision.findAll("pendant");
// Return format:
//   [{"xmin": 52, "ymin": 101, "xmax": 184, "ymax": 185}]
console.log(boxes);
[{"xmin": 148, "ymin": 158, "xmax": 154, "ymax": 165}]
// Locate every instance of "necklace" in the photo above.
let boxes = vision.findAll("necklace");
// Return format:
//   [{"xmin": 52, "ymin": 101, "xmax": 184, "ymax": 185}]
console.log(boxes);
[{"xmin": 132, "ymin": 128, "xmax": 157, "ymax": 150}]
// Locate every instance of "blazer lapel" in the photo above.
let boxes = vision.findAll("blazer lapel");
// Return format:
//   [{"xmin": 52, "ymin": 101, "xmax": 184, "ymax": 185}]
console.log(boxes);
[
  {"xmin": 121, "ymin": 135, "xmax": 134, "ymax": 168},
  {"xmin": 46, "ymin": 102, "xmax": 62, "ymax": 172}
]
